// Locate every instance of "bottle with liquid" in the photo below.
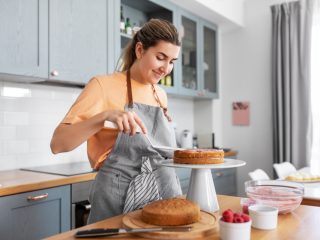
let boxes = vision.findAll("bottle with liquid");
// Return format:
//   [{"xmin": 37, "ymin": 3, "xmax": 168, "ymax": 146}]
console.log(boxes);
[
  {"xmin": 165, "ymin": 75, "xmax": 172, "ymax": 86},
  {"xmin": 120, "ymin": 6, "xmax": 125, "ymax": 33},
  {"xmin": 160, "ymin": 78, "xmax": 165, "ymax": 85},
  {"xmin": 125, "ymin": 18, "xmax": 132, "ymax": 36}
]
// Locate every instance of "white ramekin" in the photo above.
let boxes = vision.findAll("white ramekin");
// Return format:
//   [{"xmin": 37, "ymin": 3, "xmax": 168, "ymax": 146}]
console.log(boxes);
[
  {"xmin": 219, "ymin": 218, "xmax": 252, "ymax": 240},
  {"xmin": 248, "ymin": 205, "xmax": 278, "ymax": 230}
]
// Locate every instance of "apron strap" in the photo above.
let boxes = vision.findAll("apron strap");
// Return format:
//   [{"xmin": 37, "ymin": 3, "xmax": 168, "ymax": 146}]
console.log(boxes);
[
  {"xmin": 126, "ymin": 69, "xmax": 172, "ymax": 122},
  {"xmin": 151, "ymin": 84, "xmax": 172, "ymax": 122},
  {"xmin": 126, "ymin": 70, "xmax": 134, "ymax": 109}
]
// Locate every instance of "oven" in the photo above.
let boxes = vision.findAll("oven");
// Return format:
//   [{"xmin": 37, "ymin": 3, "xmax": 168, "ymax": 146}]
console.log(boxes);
[{"xmin": 71, "ymin": 181, "xmax": 94, "ymax": 229}]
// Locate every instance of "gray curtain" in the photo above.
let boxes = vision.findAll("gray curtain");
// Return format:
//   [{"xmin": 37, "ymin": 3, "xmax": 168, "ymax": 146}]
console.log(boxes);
[{"xmin": 271, "ymin": 0, "xmax": 314, "ymax": 169}]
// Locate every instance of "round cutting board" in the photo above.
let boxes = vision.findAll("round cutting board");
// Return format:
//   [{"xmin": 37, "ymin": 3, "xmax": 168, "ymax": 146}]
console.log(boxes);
[{"xmin": 122, "ymin": 210, "xmax": 218, "ymax": 239}]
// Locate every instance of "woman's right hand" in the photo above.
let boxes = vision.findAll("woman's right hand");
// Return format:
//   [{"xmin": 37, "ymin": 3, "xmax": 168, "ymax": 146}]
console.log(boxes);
[{"xmin": 105, "ymin": 110, "xmax": 147, "ymax": 135}]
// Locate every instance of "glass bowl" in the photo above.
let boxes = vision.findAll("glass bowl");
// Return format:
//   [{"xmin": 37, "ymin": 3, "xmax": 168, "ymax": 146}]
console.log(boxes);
[{"xmin": 244, "ymin": 180, "xmax": 304, "ymax": 214}]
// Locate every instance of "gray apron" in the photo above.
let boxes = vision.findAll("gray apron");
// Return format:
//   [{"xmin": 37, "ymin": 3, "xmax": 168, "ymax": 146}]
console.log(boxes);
[{"xmin": 87, "ymin": 71, "xmax": 182, "ymax": 224}]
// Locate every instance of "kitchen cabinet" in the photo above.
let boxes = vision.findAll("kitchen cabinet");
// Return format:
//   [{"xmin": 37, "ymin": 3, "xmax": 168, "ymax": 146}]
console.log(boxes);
[
  {"xmin": 0, "ymin": 0, "xmax": 218, "ymax": 95},
  {"xmin": 48, "ymin": 0, "xmax": 109, "ymax": 84},
  {"xmin": 0, "ymin": 0, "xmax": 112, "ymax": 85},
  {"xmin": 115, "ymin": 0, "xmax": 219, "ymax": 99},
  {"xmin": 177, "ymin": 10, "xmax": 218, "ymax": 98},
  {"xmin": 0, "ymin": 0, "xmax": 48, "ymax": 79},
  {"xmin": 178, "ymin": 10, "xmax": 200, "ymax": 97},
  {"xmin": 176, "ymin": 167, "xmax": 237, "ymax": 196},
  {"xmin": 212, "ymin": 168, "xmax": 237, "ymax": 195},
  {"xmin": 0, "ymin": 185, "xmax": 70, "ymax": 240},
  {"xmin": 115, "ymin": 0, "xmax": 179, "ymax": 94},
  {"xmin": 200, "ymin": 20, "xmax": 218, "ymax": 98}
]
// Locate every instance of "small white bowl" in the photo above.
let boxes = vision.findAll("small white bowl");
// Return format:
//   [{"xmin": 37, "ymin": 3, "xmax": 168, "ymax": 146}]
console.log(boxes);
[
  {"xmin": 219, "ymin": 218, "xmax": 252, "ymax": 240},
  {"xmin": 249, "ymin": 205, "xmax": 278, "ymax": 230}
]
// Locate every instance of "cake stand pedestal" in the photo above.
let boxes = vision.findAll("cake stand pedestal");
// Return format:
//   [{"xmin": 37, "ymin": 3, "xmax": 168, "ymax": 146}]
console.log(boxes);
[{"xmin": 160, "ymin": 158, "xmax": 246, "ymax": 213}]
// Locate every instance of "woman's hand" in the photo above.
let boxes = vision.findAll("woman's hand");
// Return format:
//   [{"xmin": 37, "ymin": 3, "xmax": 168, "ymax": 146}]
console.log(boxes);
[
  {"xmin": 105, "ymin": 110, "xmax": 147, "ymax": 135},
  {"xmin": 50, "ymin": 109, "xmax": 147, "ymax": 154}
]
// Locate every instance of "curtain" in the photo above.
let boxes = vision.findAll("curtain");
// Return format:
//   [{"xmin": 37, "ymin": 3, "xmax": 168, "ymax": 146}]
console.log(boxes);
[
  {"xmin": 271, "ymin": 0, "xmax": 315, "ymax": 170},
  {"xmin": 310, "ymin": 0, "xmax": 320, "ymax": 172}
]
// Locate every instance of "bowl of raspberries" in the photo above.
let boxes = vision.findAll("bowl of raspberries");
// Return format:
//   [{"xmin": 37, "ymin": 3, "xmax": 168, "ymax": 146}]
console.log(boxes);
[{"xmin": 219, "ymin": 209, "xmax": 252, "ymax": 240}]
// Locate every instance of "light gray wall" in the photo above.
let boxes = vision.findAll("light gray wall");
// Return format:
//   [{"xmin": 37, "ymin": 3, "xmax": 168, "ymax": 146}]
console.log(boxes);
[{"xmin": 219, "ymin": 0, "xmax": 283, "ymax": 195}]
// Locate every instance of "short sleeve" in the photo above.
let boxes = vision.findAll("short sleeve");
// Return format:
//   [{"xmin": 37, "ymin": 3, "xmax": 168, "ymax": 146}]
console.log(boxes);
[{"xmin": 61, "ymin": 77, "xmax": 105, "ymax": 124}]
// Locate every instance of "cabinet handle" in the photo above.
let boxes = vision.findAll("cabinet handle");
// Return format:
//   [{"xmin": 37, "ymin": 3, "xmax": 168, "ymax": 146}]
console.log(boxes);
[
  {"xmin": 216, "ymin": 172, "xmax": 223, "ymax": 177},
  {"xmin": 51, "ymin": 70, "xmax": 59, "ymax": 77},
  {"xmin": 27, "ymin": 193, "xmax": 48, "ymax": 201}
]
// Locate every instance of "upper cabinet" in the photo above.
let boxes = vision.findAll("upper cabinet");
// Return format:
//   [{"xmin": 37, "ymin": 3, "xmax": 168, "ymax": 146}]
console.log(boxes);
[
  {"xmin": 115, "ymin": 0, "xmax": 219, "ymax": 99},
  {"xmin": 0, "ymin": 0, "xmax": 48, "ymax": 79},
  {"xmin": 0, "ymin": 0, "xmax": 219, "ymax": 98},
  {"xmin": 49, "ymin": 0, "xmax": 109, "ymax": 84},
  {"xmin": 178, "ymin": 10, "xmax": 200, "ymax": 97},
  {"xmin": 200, "ymin": 20, "xmax": 218, "ymax": 98},
  {"xmin": 115, "ymin": 0, "xmax": 178, "ymax": 94},
  {"xmin": 0, "ymin": 0, "xmax": 111, "ymax": 85},
  {"xmin": 177, "ymin": 10, "xmax": 218, "ymax": 99}
]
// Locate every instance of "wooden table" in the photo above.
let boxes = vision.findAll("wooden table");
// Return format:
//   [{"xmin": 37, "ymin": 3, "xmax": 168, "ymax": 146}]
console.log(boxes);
[
  {"xmin": 46, "ymin": 195, "xmax": 320, "ymax": 240},
  {"xmin": 301, "ymin": 182, "xmax": 320, "ymax": 207}
]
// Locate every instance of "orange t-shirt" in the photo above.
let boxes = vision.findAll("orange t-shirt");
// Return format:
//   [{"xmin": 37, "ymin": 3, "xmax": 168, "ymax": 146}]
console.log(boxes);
[{"xmin": 61, "ymin": 72, "xmax": 167, "ymax": 170}]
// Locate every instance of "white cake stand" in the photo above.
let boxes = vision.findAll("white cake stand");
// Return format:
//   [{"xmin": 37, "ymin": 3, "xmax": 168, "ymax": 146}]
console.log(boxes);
[{"xmin": 160, "ymin": 158, "xmax": 246, "ymax": 213}]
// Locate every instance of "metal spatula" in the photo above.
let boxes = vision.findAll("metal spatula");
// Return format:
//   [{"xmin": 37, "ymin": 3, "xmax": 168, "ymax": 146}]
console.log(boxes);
[{"xmin": 104, "ymin": 121, "xmax": 184, "ymax": 151}]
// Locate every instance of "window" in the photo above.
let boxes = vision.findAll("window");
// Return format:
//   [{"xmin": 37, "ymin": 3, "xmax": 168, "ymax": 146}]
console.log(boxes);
[{"xmin": 310, "ymin": 3, "xmax": 320, "ymax": 174}]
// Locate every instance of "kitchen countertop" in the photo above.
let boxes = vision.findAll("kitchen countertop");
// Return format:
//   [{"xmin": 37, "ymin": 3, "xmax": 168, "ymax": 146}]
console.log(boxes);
[
  {"xmin": 0, "ymin": 170, "xmax": 97, "ymax": 197},
  {"xmin": 223, "ymin": 150, "xmax": 238, "ymax": 157},
  {"xmin": 0, "ymin": 151, "xmax": 238, "ymax": 197},
  {"xmin": 301, "ymin": 182, "xmax": 320, "ymax": 206},
  {"xmin": 46, "ymin": 194, "xmax": 320, "ymax": 240}
]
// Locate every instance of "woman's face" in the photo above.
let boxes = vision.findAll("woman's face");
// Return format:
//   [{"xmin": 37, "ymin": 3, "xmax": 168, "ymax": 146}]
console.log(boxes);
[{"xmin": 135, "ymin": 40, "xmax": 180, "ymax": 84}]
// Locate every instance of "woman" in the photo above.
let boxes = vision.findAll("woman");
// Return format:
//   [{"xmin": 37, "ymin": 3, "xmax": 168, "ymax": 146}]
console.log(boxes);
[{"xmin": 50, "ymin": 19, "xmax": 182, "ymax": 223}]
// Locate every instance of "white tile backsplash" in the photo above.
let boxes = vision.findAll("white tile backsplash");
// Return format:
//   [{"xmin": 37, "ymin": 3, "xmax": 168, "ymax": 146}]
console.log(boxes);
[
  {"xmin": 2, "ymin": 140, "xmax": 29, "ymax": 155},
  {"xmin": 0, "ymin": 126, "xmax": 16, "ymax": 140},
  {"xmin": 168, "ymin": 96, "xmax": 194, "ymax": 134},
  {"xmin": 3, "ymin": 112, "xmax": 29, "ymax": 125},
  {"xmin": 0, "ymin": 112, "xmax": 3, "ymax": 125},
  {"xmin": 0, "ymin": 80, "xmax": 194, "ymax": 171}
]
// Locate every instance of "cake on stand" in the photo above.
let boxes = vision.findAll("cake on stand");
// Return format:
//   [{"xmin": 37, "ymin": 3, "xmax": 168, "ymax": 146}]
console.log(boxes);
[{"xmin": 160, "ymin": 158, "xmax": 246, "ymax": 212}]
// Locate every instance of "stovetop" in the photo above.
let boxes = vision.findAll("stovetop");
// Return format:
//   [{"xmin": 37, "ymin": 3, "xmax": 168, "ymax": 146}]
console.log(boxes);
[{"xmin": 21, "ymin": 162, "xmax": 95, "ymax": 176}]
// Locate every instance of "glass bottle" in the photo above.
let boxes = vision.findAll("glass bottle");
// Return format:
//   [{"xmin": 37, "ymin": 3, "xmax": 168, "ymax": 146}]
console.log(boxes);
[
  {"xmin": 120, "ymin": 6, "xmax": 125, "ymax": 33},
  {"xmin": 125, "ymin": 18, "xmax": 132, "ymax": 36}
]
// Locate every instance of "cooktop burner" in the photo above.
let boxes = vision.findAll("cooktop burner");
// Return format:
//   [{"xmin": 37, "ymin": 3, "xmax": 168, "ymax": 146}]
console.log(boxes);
[{"xmin": 21, "ymin": 162, "xmax": 95, "ymax": 176}]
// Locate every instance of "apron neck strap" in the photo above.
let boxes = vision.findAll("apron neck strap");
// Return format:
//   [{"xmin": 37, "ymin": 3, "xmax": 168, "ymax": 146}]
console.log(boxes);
[
  {"xmin": 126, "ymin": 69, "xmax": 172, "ymax": 122},
  {"xmin": 151, "ymin": 84, "xmax": 172, "ymax": 122},
  {"xmin": 126, "ymin": 69, "xmax": 134, "ymax": 109}
]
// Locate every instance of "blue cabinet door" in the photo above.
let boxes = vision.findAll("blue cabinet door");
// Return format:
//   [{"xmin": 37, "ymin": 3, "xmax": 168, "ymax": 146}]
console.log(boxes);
[
  {"xmin": 49, "ymin": 0, "xmax": 109, "ymax": 84},
  {"xmin": 0, "ymin": 185, "xmax": 70, "ymax": 240},
  {"xmin": 0, "ymin": 0, "xmax": 48, "ymax": 79},
  {"xmin": 199, "ymin": 20, "xmax": 219, "ymax": 99},
  {"xmin": 177, "ymin": 9, "xmax": 201, "ymax": 97}
]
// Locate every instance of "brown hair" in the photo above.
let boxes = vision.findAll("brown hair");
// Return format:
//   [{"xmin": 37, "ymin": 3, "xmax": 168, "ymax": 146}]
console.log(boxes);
[{"xmin": 119, "ymin": 18, "xmax": 181, "ymax": 71}]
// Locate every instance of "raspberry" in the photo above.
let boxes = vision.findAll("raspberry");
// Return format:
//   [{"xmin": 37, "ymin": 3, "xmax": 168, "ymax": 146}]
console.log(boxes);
[
  {"xmin": 241, "ymin": 213, "xmax": 251, "ymax": 222},
  {"xmin": 222, "ymin": 209, "xmax": 234, "ymax": 223},
  {"xmin": 233, "ymin": 212, "xmax": 242, "ymax": 218},
  {"xmin": 242, "ymin": 205, "xmax": 249, "ymax": 214},
  {"xmin": 222, "ymin": 215, "xmax": 234, "ymax": 223},
  {"xmin": 234, "ymin": 216, "xmax": 244, "ymax": 223}
]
